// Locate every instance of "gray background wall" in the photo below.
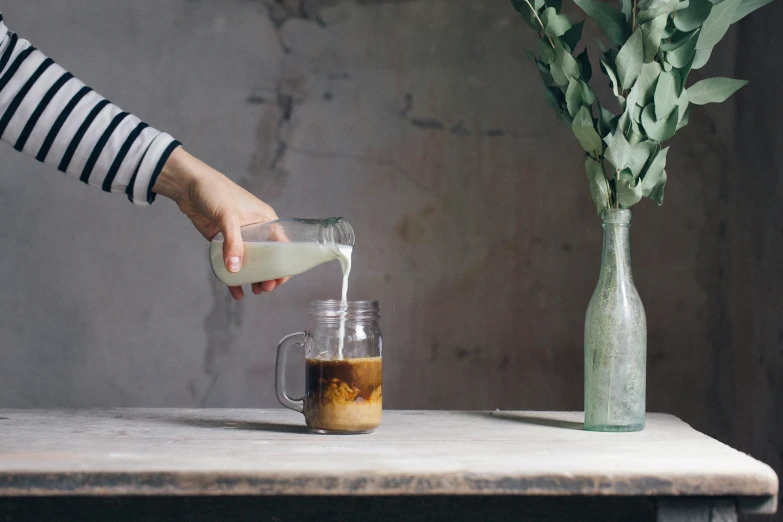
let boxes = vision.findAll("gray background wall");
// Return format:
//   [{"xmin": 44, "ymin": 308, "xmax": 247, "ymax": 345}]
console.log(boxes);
[{"xmin": 1, "ymin": 0, "xmax": 780, "ymax": 517}]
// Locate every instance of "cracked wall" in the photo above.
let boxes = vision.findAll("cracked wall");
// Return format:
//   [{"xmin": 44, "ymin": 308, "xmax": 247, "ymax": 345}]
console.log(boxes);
[{"xmin": 0, "ymin": 0, "xmax": 780, "ymax": 489}]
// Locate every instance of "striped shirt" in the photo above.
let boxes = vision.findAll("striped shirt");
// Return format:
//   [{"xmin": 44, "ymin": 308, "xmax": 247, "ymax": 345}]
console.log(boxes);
[{"xmin": 0, "ymin": 12, "xmax": 181, "ymax": 206}]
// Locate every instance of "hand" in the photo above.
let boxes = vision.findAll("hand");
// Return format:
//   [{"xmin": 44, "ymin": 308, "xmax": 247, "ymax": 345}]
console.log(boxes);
[{"xmin": 153, "ymin": 147, "xmax": 287, "ymax": 300}]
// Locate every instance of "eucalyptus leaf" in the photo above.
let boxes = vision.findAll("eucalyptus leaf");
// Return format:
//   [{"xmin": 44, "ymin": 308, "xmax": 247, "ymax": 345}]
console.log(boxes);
[
  {"xmin": 525, "ymin": 50, "xmax": 537, "ymax": 61},
  {"xmin": 696, "ymin": 0, "xmax": 742, "ymax": 50},
  {"xmin": 666, "ymin": 29, "xmax": 699, "ymax": 67},
  {"xmin": 731, "ymin": 0, "xmax": 774, "ymax": 22},
  {"xmin": 574, "ymin": 0, "xmax": 631, "ymax": 46},
  {"xmin": 535, "ymin": 0, "xmax": 546, "ymax": 10},
  {"xmin": 675, "ymin": 89, "xmax": 689, "ymax": 122},
  {"xmin": 545, "ymin": 86, "xmax": 565, "ymax": 112},
  {"xmin": 637, "ymin": 62, "xmax": 662, "ymax": 106},
  {"xmin": 550, "ymin": 39, "xmax": 581, "ymax": 86},
  {"xmin": 641, "ymin": 15, "xmax": 668, "ymax": 62},
  {"xmin": 538, "ymin": 38, "xmax": 555, "ymax": 64},
  {"xmin": 640, "ymin": 147, "xmax": 669, "ymax": 204},
  {"xmin": 566, "ymin": 78, "xmax": 582, "ymax": 116},
  {"xmin": 585, "ymin": 158, "xmax": 610, "ymax": 212},
  {"xmin": 627, "ymin": 141, "xmax": 656, "ymax": 176},
  {"xmin": 637, "ymin": 0, "xmax": 688, "ymax": 24},
  {"xmin": 686, "ymin": 77, "xmax": 748, "ymax": 104},
  {"xmin": 621, "ymin": 0, "xmax": 634, "ymax": 21},
  {"xmin": 598, "ymin": 104, "xmax": 617, "ymax": 136},
  {"xmin": 511, "ymin": 0, "xmax": 540, "ymax": 29},
  {"xmin": 541, "ymin": 7, "xmax": 573, "ymax": 37},
  {"xmin": 605, "ymin": 131, "xmax": 632, "ymax": 169},
  {"xmin": 632, "ymin": 104, "xmax": 643, "ymax": 123},
  {"xmin": 601, "ymin": 58, "xmax": 622, "ymax": 97},
  {"xmin": 673, "ymin": 0, "xmax": 713, "ymax": 31},
  {"xmin": 660, "ymin": 29, "xmax": 697, "ymax": 51},
  {"xmin": 691, "ymin": 47, "xmax": 712, "ymax": 69},
  {"xmin": 562, "ymin": 20, "xmax": 584, "ymax": 51},
  {"xmin": 576, "ymin": 48, "xmax": 592, "ymax": 81},
  {"xmin": 641, "ymin": 103, "xmax": 679, "ymax": 141},
  {"xmin": 616, "ymin": 171, "xmax": 644, "ymax": 207},
  {"xmin": 654, "ymin": 71, "xmax": 678, "ymax": 120},
  {"xmin": 536, "ymin": 59, "xmax": 555, "ymax": 85},
  {"xmin": 676, "ymin": 105, "xmax": 692, "ymax": 130},
  {"xmin": 616, "ymin": 29, "xmax": 644, "ymax": 89},
  {"xmin": 572, "ymin": 106, "xmax": 603, "ymax": 153}
]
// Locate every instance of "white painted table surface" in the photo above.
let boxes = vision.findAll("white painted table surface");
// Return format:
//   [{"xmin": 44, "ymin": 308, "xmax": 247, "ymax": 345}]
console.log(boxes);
[{"xmin": 0, "ymin": 410, "xmax": 777, "ymax": 509}]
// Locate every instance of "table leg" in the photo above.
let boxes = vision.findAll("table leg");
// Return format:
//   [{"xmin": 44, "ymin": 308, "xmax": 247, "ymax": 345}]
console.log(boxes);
[{"xmin": 657, "ymin": 498, "xmax": 737, "ymax": 522}]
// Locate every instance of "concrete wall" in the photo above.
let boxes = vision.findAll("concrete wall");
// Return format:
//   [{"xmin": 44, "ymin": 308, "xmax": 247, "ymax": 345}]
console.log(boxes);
[{"xmin": 0, "ymin": 0, "xmax": 779, "ymax": 510}]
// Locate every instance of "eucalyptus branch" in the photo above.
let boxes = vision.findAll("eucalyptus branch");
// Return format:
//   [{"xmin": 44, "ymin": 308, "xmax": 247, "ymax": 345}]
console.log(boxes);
[{"xmin": 509, "ymin": 0, "xmax": 769, "ymax": 213}]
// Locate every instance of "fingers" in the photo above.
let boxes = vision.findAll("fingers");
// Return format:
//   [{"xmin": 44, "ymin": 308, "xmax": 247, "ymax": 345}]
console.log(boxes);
[
  {"xmin": 251, "ymin": 280, "xmax": 279, "ymax": 294},
  {"xmin": 218, "ymin": 213, "xmax": 244, "ymax": 274},
  {"xmin": 228, "ymin": 285, "xmax": 244, "ymax": 300}
]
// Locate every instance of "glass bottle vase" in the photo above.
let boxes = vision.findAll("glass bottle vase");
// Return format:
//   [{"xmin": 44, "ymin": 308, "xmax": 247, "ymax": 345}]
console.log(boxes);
[{"xmin": 584, "ymin": 209, "xmax": 647, "ymax": 432}]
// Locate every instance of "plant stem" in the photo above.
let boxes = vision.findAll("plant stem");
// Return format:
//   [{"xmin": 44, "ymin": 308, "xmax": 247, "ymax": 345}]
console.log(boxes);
[
  {"xmin": 523, "ymin": 0, "xmax": 555, "ymax": 48},
  {"xmin": 632, "ymin": 0, "xmax": 637, "ymax": 30}
]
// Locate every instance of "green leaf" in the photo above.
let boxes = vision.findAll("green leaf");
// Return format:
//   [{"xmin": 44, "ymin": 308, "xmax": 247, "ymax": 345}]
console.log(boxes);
[
  {"xmin": 536, "ymin": 59, "xmax": 555, "ymax": 85},
  {"xmin": 617, "ymin": 170, "xmax": 644, "ymax": 207},
  {"xmin": 572, "ymin": 106, "xmax": 603, "ymax": 153},
  {"xmin": 696, "ymin": 0, "xmax": 742, "ymax": 50},
  {"xmin": 574, "ymin": 0, "xmax": 631, "ymax": 46},
  {"xmin": 598, "ymin": 103, "xmax": 616, "ymax": 136},
  {"xmin": 545, "ymin": 86, "xmax": 565, "ymax": 113},
  {"xmin": 637, "ymin": 0, "xmax": 688, "ymax": 24},
  {"xmin": 686, "ymin": 77, "xmax": 748, "ymax": 104},
  {"xmin": 616, "ymin": 29, "xmax": 644, "ymax": 89},
  {"xmin": 538, "ymin": 39, "xmax": 555, "ymax": 64},
  {"xmin": 674, "ymin": 0, "xmax": 713, "ymax": 31},
  {"xmin": 641, "ymin": 103, "xmax": 679, "ymax": 141},
  {"xmin": 525, "ymin": 50, "xmax": 537, "ymax": 61},
  {"xmin": 566, "ymin": 78, "xmax": 583, "ymax": 116},
  {"xmin": 654, "ymin": 71, "xmax": 678, "ymax": 120},
  {"xmin": 666, "ymin": 29, "xmax": 699, "ymax": 67},
  {"xmin": 675, "ymin": 89, "xmax": 689, "ymax": 122},
  {"xmin": 600, "ymin": 58, "xmax": 622, "ymax": 97},
  {"xmin": 676, "ymin": 105, "xmax": 692, "ymax": 130},
  {"xmin": 640, "ymin": 146, "xmax": 669, "ymax": 204},
  {"xmin": 511, "ymin": 0, "xmax": 540, "ymax": 29},
  {"xmin": 627, "ymin": 141, "xmax": 656, "ymax": 176},
  {"xmin": 660, "ymin": 29, "xmax": 697, "ymax": 51},
  {"xmin": 632, "ymin": 104, "xmax": 643, "ymax": 122},
  {"xmin": 585, "ymin": 158, "xmax": 610, "ymax": 213},
  {"xmin": 576, "ymin": 48, "xmax": 592, "ymax": 81},
  {"xmin": 691, "ymin": 47, "xmax": 712, "ymax": 69},
  {"xmin": 541, "ymin": 7, "xmax": 573, "ymax": 37},
  {"xmin": 732, "ymin": 0, "xmax": 774, "ymax": 22},
  {"xmin": 535, "ymin": 0, "xmax": 546, "ymax": 9},
  {"xmin": 550, "ymin": 40, "xmax": 581, "ymax": 86},
  {"xmin": 605, "ymin": 130, "xmax": 632, "ymax": 170},
  {"xmin": 637, "ymin": 62, "xmax": 662, "ymax": 106},
  {"xmin": 561, "ymin": 20, "xmax": 584, "ymax": 51},
  {"xmin": 641, "ymin": 15, "xmax": 668, "ymax": 62}
]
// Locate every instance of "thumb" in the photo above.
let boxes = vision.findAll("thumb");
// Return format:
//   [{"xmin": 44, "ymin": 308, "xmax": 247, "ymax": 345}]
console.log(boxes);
[{"xmin": 219, "ymin": 214, "xmax": 244, "ymax": 273}]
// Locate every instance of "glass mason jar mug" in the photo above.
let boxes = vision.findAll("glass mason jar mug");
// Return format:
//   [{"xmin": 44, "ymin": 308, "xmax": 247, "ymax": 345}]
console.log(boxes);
[
  {"xmin": 276, "ymin": 300, "xmax": 383, "ymax": 434},
  {"xmin": 209, "ymin": 218, "xmax": 355, "ymax": 286}
]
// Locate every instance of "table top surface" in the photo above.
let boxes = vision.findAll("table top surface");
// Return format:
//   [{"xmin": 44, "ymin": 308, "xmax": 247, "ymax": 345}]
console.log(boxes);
[{"xmin": 0, "ymin": 409, "xmax": 777, "ymax": 500}]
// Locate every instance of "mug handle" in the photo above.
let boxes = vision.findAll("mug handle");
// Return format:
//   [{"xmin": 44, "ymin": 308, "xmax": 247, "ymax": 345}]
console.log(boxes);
[{"xmin": 275, "ymin": 332, "xmax": 305, "ymax": 413}]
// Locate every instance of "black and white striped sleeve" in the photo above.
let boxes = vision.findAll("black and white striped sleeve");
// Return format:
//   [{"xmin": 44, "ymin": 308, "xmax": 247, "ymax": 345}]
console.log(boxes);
[{"xmin": 0, "ymin": 13, "xmax": 181, "ymax": 206}]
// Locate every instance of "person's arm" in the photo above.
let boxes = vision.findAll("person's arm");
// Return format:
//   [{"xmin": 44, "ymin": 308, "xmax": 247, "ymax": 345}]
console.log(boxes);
[{"xmin": 0, "ymin": 13, "xmax": 282, "ymax": 299}]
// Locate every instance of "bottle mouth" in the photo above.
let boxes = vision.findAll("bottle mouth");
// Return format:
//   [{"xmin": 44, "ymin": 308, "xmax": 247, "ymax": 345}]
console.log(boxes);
[
  {"xmin": 602, "ymin": 208, "xmax": 632, "ymax": 225},
  {"xmin": 310, "ymin": 300, "xmax": 379, "ymax": 320},
  {"xmin": 320, "ymin": 217, "xmax": 355, "ymax": 248}
]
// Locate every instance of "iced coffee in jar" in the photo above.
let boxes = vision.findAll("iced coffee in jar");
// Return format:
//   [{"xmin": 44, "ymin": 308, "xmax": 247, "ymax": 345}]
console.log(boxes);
[{"xmin": 276, "ymin": 300, "xmax": 382, "ymax": 434}]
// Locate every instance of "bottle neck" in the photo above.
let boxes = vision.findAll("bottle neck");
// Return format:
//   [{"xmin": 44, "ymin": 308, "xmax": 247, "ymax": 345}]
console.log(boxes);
[
  {"xmin": 598, "ymin": 209, "xmax": 633, "ymax": 285},
  {"xmin": 318, "ymin": 217, "xmax": 355, "ymax": 252}
]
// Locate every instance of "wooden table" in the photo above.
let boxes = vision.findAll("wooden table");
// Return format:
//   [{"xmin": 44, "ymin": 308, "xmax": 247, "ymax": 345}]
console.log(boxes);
[{"xmin": 0, "ymin": 409, "xmax": 777, "ymax": 521}]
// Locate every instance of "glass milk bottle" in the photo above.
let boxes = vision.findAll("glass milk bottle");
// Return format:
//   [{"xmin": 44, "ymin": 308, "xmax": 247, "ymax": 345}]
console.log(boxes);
[{"xmin": 209, "ymin": 218, "xmax": 355, "ymax": 286}]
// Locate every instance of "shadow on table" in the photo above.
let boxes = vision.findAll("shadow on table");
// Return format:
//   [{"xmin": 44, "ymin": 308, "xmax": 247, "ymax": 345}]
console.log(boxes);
[
  {"xmin": 461, "ymin": 411, "xmax": 584, "ymax": 431},
  {"xmin": 165, "ymin": 417, "xmax": 310, "ymax": 435}
]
